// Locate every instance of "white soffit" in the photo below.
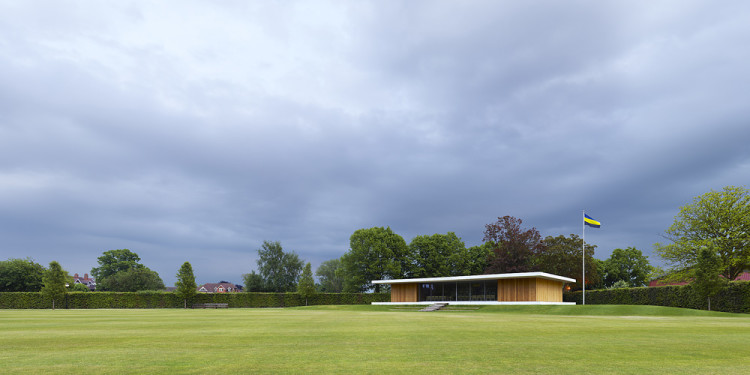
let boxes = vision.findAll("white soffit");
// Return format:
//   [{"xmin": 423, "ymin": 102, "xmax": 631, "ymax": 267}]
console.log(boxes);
[{"xmin": 372, "ymin": 272, "xmax": 576, "ymax": 284}]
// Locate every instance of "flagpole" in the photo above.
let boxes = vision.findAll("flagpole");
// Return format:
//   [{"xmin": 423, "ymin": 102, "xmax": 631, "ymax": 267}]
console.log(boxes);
[{"xmin": 582, "ymin": 210, "xmax": 586, "ymax": 305}]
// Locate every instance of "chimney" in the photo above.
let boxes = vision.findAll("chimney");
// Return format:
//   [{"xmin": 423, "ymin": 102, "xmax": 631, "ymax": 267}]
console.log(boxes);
[
  {"xmin": 84, "ymin": 273, "xmax": 89, "ymax": 280},
  {"xmin": 74, "ymin": 273, "xmax": 79, "ymax": 278}
]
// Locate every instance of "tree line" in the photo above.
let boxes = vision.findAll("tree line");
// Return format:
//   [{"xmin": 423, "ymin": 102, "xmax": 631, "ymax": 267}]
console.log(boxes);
[
  {"xmin": 0, "ymin": 249, "xmax": 169, "ymax": 293},
  {"xmin": 308, "ymin": 220, "xmax": 657, "ymax": 294},
  {"xmin": 0, "ymin": 251, "xmax": 202, "ymax": 309},
  {"xmin": 240, "ymin": 218, "xmax": 662, "ymax": 295}
]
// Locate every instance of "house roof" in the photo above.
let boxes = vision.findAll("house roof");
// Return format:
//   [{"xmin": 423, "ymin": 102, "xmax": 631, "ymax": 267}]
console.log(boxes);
[
  {"xmin": 72, "ymin": 274, "xmax": 96, "ymax": 289},
  {"xmin": 372, "ymin": 272, "xmax": 576, "ymax": 284},
  {"xmin": 72, "ymin": 274, "xmax": 95, "ymax": 283},
  {"xmin": 197, "ymin": 282, "xmax": 239, "ymax": 292}
]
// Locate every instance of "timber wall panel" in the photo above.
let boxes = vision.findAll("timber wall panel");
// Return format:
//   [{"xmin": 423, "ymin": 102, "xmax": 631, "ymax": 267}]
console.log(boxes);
[
  {"xmin": 390, "ymin": 283, "xmax": 417, "ymax": 302},
  {"xmin": 535, "ymin": 278, "xmax": 563, "ymax": 302},
  {"xmin": 521, "ymin": 278, "xmax": 536, "ymax": 301},
  {"xmin": 497, "ymin": 278, "xmax": 537, "ymax": 302},
  {"xmin": 497, "ymin": 279, "xmax": 515, "ymax": 301}
]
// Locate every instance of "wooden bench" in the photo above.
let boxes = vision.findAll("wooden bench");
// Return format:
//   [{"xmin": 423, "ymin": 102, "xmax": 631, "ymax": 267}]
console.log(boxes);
[{"xmin": 192, "ymin": 303, "xmax": 229, "ymax": 309}]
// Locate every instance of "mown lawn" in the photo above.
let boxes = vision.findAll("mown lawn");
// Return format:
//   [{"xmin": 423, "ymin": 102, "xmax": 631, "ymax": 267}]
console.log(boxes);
[{"xmin": 0, "ymin": 305, "xmax": 748, "ymax": 374}]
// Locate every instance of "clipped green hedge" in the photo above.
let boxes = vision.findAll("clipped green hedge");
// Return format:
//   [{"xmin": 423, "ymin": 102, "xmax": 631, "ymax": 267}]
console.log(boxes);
[
  {"xmin": 563, "ymin": 281, "xmax": 750, "ymax": 313},
  {"xmin": 0, "ymin": 292, "xmax": 390, "ymax": 309},
  {"xmin": 0, "ymin": 292, "xmax": 50, "ymax": 309},
  {"xmin": 66, "ymin": 291, "xmax": 183, "ymax": 309}
]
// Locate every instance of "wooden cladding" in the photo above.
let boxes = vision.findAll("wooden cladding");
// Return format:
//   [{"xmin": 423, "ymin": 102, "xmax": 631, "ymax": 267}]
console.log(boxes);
[
  {"xmin": 497, "ymin": 278, "xmax": 563, "ymax": 302},
  {"xmin": 535, "ymin": 278, "xmax": 563, "ymax": 302},
  {"xmin": 391, "ymin": 283, "xmax": 417, "ymax": 302},
  {"xmin": 497, "ymin": 278, "xmax": 534, "ymax": 302}
]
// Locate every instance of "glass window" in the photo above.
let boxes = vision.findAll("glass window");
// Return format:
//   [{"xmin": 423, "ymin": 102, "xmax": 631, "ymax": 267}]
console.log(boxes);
[
  {"xmin": 419, "ymin": 283, "xmax": 436, "ymax": 301},
  {"xmin": 443, "ymin": 282, "xmax": 456, "ymax": 301},
  {"xmin": 416, "ymin": 280, "xmax": 500, "ymax": 302},
  {"xmin": 457, "ymin": 282, "xmax": 471, "ymax": 301},
  {"xmin": 485, "ymin": 281, "xmax": 497, "ymax": 301},
  {"xmin": 470, "ymin": 282, "xmax": 484, "ymax": 301}
]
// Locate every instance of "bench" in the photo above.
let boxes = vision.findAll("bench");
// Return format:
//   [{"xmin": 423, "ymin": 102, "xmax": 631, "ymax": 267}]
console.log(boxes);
[{"xmin": 192, "ymin": 303, "xmax": 229, "ymax": 309}]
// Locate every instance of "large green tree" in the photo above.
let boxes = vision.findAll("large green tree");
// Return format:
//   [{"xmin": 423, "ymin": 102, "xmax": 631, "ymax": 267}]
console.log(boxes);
[
  {"xmin": 254, "ymin": 241, "xmax": 304, "ymax": 292},
  {"xmin": 0, "ymin": 258, "xmax": 46, "ymax": 292},
  {"xmin": 297, "ymin": 262, "xmax": 316, "ymax": 305},
  {"xmin": 465, "ymin": 243, "xmax": 493, "ymax": 275},
  {"xmin": 242, "ymin": 271, "xmax": 266, "ymax": 292},
  {"xmin": 104, "ymin": 267, "xmax": 165, "ymax": 292},
  {"xmin": 91, "ymin": 249, "xmax": 164, "ymax": 291},
  {"xmin": 656, "ymin": 186, "xmax": 750, "ymax": 280},
  {"xmin": 537, "ymin": 234, "xmax": 599, "ymax": 290},
  {"xmin": 588, "ymin": 258, "xmax": 607, "ymax": 290},
  {"xmin": 341, "ymin": 226, "xmax": 408, "ymax": 293},
  {"xmin": 483, "ymin": 216, "xmax": 544, "ymax": 274},
  {"xmin": 602, "ymin": 247, "xmax": 654, "ymax": 287},
  {"xmin": 315, "ymin": 259, "xmax": 344, "ymax": 293},
  {"xmin": 408, "ymin": 232, "xmax": 473, "ymax": 278},
  {"xmin": 41, "ymin": 261, "xmax": 70, "ymax": 309},
  {"xmin": 175, "ymin": 262, "xmax": 197, "ymax": 308},
  {"xmin": 91, "ymin": 249, "xmax": 143, "ymax": 290}
]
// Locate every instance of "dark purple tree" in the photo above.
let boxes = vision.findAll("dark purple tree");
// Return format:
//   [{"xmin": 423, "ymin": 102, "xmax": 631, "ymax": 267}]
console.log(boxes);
[{"xmin": 483, "ymin": 216, "xmax": 544, "ymax": 274}]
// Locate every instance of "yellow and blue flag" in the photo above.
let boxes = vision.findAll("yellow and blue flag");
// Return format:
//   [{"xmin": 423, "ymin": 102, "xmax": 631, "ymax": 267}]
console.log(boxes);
[{"xmin": 584, "ymin": 214, "xmax": 601, "ymax": 228}]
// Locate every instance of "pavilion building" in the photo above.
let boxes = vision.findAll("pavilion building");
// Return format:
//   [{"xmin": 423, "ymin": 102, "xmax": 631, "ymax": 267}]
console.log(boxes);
[{"xmin": 372, "ymin": 272, "xmax": 575, "ymax": 305}]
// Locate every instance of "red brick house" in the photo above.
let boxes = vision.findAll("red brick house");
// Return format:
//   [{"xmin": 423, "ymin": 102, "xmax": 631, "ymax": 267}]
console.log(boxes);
[
  {"xmin": 72, "ymin": 273, "xmax": 96, "ymax": 291},
  {"xmin": 197, "ymin": 282, "xmax": 241, "ymax": 293}
]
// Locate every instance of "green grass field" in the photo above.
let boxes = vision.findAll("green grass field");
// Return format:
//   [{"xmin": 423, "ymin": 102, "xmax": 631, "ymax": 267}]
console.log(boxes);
[{"xmin": 1, "ymin": 305, "xmax": 749, "ymax": 374}]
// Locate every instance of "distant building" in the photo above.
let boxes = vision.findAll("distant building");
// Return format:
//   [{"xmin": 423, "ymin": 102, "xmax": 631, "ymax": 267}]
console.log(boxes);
[
  {"xmin": 72, "ymin": 273, "xmax": 96, "ymax": 291},
  {"xmin": 197, "ymin": 282, "xmax": 241, "ymax": 293}
]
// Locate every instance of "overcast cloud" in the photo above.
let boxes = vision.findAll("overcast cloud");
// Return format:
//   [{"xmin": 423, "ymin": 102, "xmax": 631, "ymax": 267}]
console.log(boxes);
[{"xmin": 1, "ymin": 1, "xmax": 749, "ymax": 286}]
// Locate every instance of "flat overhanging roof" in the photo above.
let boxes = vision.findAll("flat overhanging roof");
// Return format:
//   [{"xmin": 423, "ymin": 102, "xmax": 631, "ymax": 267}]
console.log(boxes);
[{"xmin": 372, "ymin": 272, "xmax": 576, "ymax": 284}]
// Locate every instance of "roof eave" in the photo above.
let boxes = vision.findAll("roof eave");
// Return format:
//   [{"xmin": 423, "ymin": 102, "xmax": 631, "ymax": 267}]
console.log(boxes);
[{"xmin": 372, "ymin": 272, "xmax": 576, "ymax": 284}]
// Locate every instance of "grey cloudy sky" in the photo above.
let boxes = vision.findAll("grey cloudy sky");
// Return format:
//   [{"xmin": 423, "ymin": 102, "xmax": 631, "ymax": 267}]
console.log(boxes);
[{"xmin": 1, "ymin": 1, "xmax": 749, "ymax": 286}]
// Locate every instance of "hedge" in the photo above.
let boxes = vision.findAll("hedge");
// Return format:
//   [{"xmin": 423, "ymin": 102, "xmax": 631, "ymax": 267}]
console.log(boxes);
[
  {"xmin": 563, "ymin": 281, "xmax": 750, "ymax": 313},
  {"xmin": 0, "ymin": 292, "xmax": 390, "ymax": 309}
]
